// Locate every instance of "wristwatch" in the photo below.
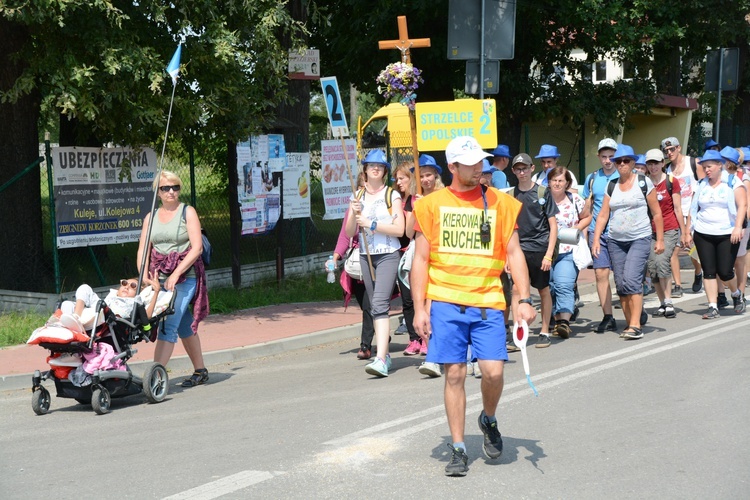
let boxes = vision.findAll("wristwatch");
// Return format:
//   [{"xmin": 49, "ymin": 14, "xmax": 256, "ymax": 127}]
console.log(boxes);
[
  {"xmin": 518, "ymin": 298, "xmax": 533, "ymax": 306},
  {"xmin": 370, "ymin": 220, "xmax": 378, "ymax": 231}
]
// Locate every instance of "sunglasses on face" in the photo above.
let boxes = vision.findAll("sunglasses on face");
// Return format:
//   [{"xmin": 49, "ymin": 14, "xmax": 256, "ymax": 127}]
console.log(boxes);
[
  {"xmin": 120, "ymin": 279, "xmax": 138, "ymax": 289},
  {"xmin": 663, "ymin": 147, "xmax": 677, "ymax": 154},
  {"xmin": 159, "ymin": 185, "xmax": 181, "ymax": 193},
  {"xmin": 614, "ymin": 159, "xmax": 632, "ymax": 165}
]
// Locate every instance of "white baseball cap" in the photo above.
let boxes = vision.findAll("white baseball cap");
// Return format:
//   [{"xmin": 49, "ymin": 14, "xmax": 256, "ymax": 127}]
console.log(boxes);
[
  {"xmin": 598, "ymin": 138, "xmax": 617, "ymax": 152},
  {"xmin": 446, "ymin": 136, "xmax": 492, "ymax": 165}
]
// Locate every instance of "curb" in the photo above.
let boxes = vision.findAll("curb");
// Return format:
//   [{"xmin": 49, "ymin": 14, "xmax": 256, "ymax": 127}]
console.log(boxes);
[{"xmin": 0, "ymin": 316, "xmax": 401, "ymax": 394}]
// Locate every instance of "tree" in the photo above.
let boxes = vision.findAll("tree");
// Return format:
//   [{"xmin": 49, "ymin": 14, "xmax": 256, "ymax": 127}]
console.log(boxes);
[
  {"xmin": 310, "ymin": 0, "xmax": 748, "ymax": 151},
  {"xmin": 0, "ymin": 1, "xmax": 308, "ymax": 290}
]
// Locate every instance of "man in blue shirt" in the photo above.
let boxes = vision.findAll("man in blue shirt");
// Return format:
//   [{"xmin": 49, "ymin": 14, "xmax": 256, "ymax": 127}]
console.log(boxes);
[
  {"xmin": 582, "ymin": 138, "xmax": 620, "ymax": 333},
  {"xmin": 490, "ymin": 144, "xmax": 514, "ymax": 187}
]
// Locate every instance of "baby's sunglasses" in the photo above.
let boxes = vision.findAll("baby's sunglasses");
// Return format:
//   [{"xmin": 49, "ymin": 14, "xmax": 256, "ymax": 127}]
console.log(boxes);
[{"xmin": 120, "ymin": 279, "xmax": 138, "ymax": 289}]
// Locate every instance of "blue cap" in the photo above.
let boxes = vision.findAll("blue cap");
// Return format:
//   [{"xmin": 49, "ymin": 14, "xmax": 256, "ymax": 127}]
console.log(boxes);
[
  {"xmin": 612, "ymin": 144, "xmax": 638, "ymax": 161},
  {"xmin": 719, "ymin": 146, "xmax": 739, "ymax": 164},
  {"xmin": 635, "ymin": 154, "xmax": 647, "ymax": 166},
  {"xmin": 535, "ymin": 144, "xmax": 561, "ymax": 159},
  {"xmin": 361, "ymin": 149, "xmax": 390, "ymax": 169},
  {"xmin": 704, "ymin": 139, "xmax": 720, "ymax": 150},
  {"xmin": 414, "ymin": 153, "xmax": 442, "ymax": 175},
  {"xmin": 482, "ymin": 159, "xmax": 495, "ymax": 174},
  {"xmin": 698, "ymin": 150, "xmax": 726, "ymax": 164},
  {"xmin": 491, "ymin": 145, "xmax": 511, "ymax": 158}
]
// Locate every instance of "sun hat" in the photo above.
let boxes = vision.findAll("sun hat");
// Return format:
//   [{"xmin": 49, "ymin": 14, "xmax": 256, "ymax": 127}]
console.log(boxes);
[
  {"xmin": 361, "ymin": 149, "xmax": 390, "ymax": 169},
  {"xmin": 645, "ymin": 149, "xmax": 664, "ymax": 162},
  {"xmin": 598, "ymin": 138, "xmax": 618, "ymax": 152},
  {"xmin": 612, "ymin": 144, "xmax": 638, "ymax": 161},
  {"xmin": 534, "ymin": 144, "xmax": 561, "ymax": 159},
  {"xmin": 482, "ymin": 159, "xmax": 495, "ymax": 174},
  {"xmin": 719, "ymin": 145, "xmax": 740, "ymax": 165},
  {"xmin": 414, "ymin": 153, "xmax": 443, "ymax": 175},
  {"xmin": 698, "ymin": 150, "xmax": 726, "ymax": 164},
  {"xmin": 491, "ymin": 145, "xmax": 511, "ymax": 158},
  {"xmin": 704, "ymin": 139, "xmax": 720, "ymax": 150},
  {"xmin": 445, "ymin": 136, "xmax": 492, "ymax": 165},
  {"xmin": 635, "ymin": 155, "xmax": 647, "ymax": 166}
]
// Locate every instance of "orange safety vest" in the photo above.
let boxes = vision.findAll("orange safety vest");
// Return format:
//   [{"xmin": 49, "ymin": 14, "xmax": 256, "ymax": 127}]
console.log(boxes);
[{"xmin": 413, "ymin": 185, "xmax": 521, "ymax": 310}]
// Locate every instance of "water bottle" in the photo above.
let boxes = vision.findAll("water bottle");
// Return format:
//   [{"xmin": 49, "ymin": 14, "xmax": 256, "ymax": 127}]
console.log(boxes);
[{"xmin": 326, "ymin": 255, "xmax": 335, "ymax": 283}]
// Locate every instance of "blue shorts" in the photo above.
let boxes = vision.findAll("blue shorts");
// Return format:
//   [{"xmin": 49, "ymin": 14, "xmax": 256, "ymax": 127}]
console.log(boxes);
[
  {"xmin": 427, "ymin": 301, "xmax": 508, "ymax": 364},
  {"xmin": 158, "ymin": 277, "xmax": 197, "ymax": 343},
  {"xmin": 589, "ymin": 232, "xmax": 613, "ymax": 270}
]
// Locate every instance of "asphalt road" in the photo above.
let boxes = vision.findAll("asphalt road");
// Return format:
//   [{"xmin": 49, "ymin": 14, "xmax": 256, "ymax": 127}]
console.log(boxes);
[{"xmin": 1, "ymin": 292, "xmax": 748, "ymax": 499}]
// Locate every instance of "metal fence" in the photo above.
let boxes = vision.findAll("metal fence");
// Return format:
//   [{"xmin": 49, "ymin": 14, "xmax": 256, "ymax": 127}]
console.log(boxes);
[{"xmin": 3, "ymin": 150, "xmax": 345, "ymax": 295}]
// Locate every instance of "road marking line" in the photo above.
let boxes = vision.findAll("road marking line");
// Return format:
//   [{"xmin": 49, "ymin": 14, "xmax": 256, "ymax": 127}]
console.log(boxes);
[
  {"xmin": 325, "ymin": 316, "xmax": 746, "ymax": 446},
  {"xmin": 162, "ymin": 470, "xmax": 285, "ymax": 500}
]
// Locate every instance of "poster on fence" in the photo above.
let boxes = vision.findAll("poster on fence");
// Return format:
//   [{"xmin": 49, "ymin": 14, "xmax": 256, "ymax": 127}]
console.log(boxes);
[
  {"xmin": 321, "ymin": 139, "xmax": 358, "ymax": 220},
  {"xmin": 283, "ymin": 152, "xmax": 311, "ymax": 220},
  {"xmin": 236, "ymin": 135, "xmax": 285, "ymax": 234},
  {"xmin": 51, "ymin": 146, "xmax": 158, "ymax": 249}
]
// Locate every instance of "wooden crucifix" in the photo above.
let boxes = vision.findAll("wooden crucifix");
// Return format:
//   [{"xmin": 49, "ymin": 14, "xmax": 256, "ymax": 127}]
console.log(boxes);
[{"xmin": 378, "ymin": 16, "xmax": 430, "ymax": 194}]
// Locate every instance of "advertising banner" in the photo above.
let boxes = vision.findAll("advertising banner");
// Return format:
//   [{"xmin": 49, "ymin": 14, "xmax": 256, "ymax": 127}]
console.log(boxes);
[
  {"xmin": 51, "ymin": 146, "xmax": 158, "ymax": 249},
  {"xmin": 283, "ymin": 152, "xmax": 311, "ymax": 220},
  {"xmin": 236, "ymin": 134, "xmax": 285, "ymax": 235},
  {"xmin": 320, "ymin": 139, "xmax": 358, "ymax": 220}
]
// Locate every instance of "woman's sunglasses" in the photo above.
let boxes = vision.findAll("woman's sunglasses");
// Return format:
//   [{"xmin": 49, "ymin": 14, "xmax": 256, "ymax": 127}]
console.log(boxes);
[
  {"xmin": 159, "ymin": 185, "xmax": 181, "ymax": 192},
  {"xmin": 120, "ymin": 279, "xmax": 138, "ymax": 289}
]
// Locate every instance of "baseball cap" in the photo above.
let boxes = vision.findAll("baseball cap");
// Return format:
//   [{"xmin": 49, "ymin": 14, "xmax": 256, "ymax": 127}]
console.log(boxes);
[
  {"xmin": 645, "ymin": 149, "xmax": 664, "ymax": 162},
  {"xmin": 612, "ymin": 144, "xmax": 638, "ymax": 161},
  {"xmin": 697, "ymin": 150, "xmax": 725, "ymax": 164},
  {"xmin": 491, "ymin": 145, "xmax": 511, "ymax": 158},
  {"xmin": 660, "ymin": 137, "xmax": 680, "ymax": 150},
  {"xmin": 598, "ymin": 138, "xmax": 618, "ymax": 152},
  {"xmin": 445, "ymin": 136, "xmax": 492, "ymax": 165},
  {"xmin": 512, "ymin": 153, "xmax": 533, "ymax": 167}
]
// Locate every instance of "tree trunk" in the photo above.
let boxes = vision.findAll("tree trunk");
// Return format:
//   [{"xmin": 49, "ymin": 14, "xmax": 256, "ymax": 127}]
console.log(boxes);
[{"xmin": 0, "ymin": 19, "xmax": 44, "ymax": 291}]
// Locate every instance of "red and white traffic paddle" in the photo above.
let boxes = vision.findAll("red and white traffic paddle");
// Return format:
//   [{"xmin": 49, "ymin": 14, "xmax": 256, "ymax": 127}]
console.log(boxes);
[{"xmin": 512, "ymin": 320, "xmax": 539, "ymax": 396}]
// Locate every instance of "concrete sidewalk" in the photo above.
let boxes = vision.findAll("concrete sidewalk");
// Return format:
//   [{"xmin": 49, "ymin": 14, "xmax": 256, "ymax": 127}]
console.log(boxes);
[{"xmin": 0, "ymin": 266, "xmax": 636, "ymax": 392}]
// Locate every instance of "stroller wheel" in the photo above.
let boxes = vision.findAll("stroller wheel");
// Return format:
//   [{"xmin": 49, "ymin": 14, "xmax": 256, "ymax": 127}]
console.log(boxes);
[
  {"xmin": 92, "ymin": 387, "xmax": 111, "ymax": 415},
  {"xmin": 32, "ymin": 387, "xmax": 51, "ymax": 415},
  {"xmin": 143, "ymin": 362, "xmax": 169, "ymax": 403}
]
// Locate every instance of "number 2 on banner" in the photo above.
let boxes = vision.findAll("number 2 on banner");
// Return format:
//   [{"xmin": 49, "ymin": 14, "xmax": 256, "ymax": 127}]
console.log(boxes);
[{"xmin": 320, "ymin": 76, "xmax": 349, "ymax": 138}]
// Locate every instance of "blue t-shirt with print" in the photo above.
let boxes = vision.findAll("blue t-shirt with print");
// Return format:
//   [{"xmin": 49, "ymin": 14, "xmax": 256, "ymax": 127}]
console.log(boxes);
[{"xmin": 582, "ymin": 168, "xmax": 620, "ymax": 233}]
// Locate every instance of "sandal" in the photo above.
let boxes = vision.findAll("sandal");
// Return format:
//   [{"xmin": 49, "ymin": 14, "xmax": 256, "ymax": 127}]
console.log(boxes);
[
  {"xmin": 621, "ymin": 326, "xmax": 643, "ymax": 340},
  {"xmin": 181, "ymin": 368, "xmax": 209, "ymax": 387},
  {"xmin": 555, "ymin": 321, "xmax": 571, "ymax": 339}
]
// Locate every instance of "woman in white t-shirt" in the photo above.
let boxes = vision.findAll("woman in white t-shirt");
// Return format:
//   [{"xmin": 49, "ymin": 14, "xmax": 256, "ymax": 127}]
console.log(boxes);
[
  {"xmin": 690, "ymin": 150, "xmax": 747, "ymax": 319},
  {"xmin": 592, "ymin": 145, "xmax": 664, "ymax": 340},
  {"xmin": 548, "ymin": 167, "xmax": 591, "ymax": 339},
  {"xmin": 346, "ymin": 149, "xmax": 404, "ymax": 377}
]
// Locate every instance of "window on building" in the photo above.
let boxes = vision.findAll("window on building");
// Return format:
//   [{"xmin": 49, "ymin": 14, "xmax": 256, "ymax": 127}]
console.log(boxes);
[{"xmin": 594, "ymin": 61, "xmax": 607, "ymax": 81}]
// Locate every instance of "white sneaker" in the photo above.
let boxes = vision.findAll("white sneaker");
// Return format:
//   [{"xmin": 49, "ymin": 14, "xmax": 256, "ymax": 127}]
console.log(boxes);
[
  {"xmin": 472, "ymin": 362, "xmax": 482, "ymax": 379},
  {"xmin": 418, "ymin": 361, "xmax": 442, "ymax": 378},
  {"xmin": 465, "ymin": 362, "xmax": 474, "ymax": 377}
]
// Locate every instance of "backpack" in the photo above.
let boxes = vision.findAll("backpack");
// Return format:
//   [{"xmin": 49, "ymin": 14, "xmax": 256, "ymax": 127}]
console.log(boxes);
[
  {"xmin": 179, "ymin": 205, "xmax": 213, "ymax": 267},
  {"xmin": 355, "ymin": 186, "xmax": 395, "ymax": 214}
]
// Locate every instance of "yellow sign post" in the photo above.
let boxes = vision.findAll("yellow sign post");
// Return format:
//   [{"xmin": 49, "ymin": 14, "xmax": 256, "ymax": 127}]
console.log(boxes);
[{"xmin": 415, "ymin": 99, "xmax": 497, "ymax": 151}]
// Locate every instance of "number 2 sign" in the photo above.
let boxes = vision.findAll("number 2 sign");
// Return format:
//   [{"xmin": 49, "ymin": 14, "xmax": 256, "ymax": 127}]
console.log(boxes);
[{"xmin": 320, "ymin": 76, "xmax": 349, "ymax": 138}]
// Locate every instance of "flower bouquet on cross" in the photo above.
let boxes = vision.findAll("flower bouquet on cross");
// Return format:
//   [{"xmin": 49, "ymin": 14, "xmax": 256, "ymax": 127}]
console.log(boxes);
[{"xmin": 376, "ymin": 62, "xmax": 424, "ymax": 111}]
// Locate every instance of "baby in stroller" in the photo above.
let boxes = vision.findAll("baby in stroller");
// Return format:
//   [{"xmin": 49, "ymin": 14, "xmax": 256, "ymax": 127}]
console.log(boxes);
[{"xmin": 29, "ymin": 274, "xmax": 175, "ymax": 415}]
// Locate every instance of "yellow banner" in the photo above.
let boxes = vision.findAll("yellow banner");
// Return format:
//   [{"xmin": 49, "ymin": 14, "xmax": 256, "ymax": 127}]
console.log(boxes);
[{"xmin": 415, "ymin": 99, "xmax": 497, "ymax": 151}]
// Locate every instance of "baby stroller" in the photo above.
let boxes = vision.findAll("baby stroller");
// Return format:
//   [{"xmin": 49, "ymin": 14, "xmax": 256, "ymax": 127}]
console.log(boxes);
[{"xmin": 29, "ymin": 293, "xmax": 175, "ymax": 415}]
